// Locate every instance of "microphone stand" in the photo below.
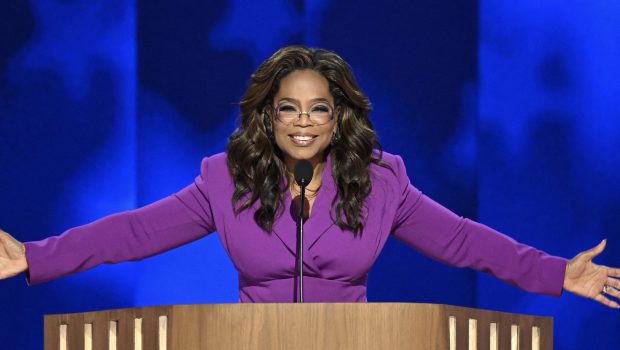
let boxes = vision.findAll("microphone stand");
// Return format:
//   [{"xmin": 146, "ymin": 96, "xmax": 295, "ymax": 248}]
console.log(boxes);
[
  {"xmin": 298, "ymin": 184, "xmax": 306, "ymax": 303},
  {"xmin": 294, "ymin": 159, "xmax": 312, "ymax": 303}
]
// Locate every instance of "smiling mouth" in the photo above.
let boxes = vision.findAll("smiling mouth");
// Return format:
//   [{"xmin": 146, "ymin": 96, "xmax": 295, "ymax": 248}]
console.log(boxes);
[{"xmin": 289, "ymin": 135, "xmax": 317, "ymax": 146}]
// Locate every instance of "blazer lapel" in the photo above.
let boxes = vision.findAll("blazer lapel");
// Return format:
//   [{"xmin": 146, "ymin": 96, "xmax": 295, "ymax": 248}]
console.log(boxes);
[
  {"xmin": 303, "ymin": 154, "xmax": 336, "ymax": 251},
  {"xmin": 271, "ymin": 191, "xmax": 322, "ymax": 275}
]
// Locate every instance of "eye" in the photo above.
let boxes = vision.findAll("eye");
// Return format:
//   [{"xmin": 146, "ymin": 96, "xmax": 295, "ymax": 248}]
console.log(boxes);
[
  {"xmin": 310, "ymin": 104, "xmax": 330, "ymax": 113},
  {"xmin": 278, "ymin": 104, "xmax": 298, "ymax": 112}
]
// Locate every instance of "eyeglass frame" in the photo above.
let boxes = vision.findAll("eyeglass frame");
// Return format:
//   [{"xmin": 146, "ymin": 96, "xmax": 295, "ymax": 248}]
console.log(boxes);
[{"xmin": 272, "ymin": 102, "xmax": 337, "ymax": 126}]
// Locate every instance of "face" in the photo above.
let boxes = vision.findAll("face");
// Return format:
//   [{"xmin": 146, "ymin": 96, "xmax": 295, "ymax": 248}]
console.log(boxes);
[{"xmin": 272, "ymin": 69, "xmax": 337, "ymax": 170}]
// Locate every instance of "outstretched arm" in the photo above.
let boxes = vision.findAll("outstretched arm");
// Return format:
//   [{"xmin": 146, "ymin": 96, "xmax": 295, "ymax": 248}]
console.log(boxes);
[
  {"xmin": 388, "ymin": 153, "xmax": 620, "ymax": 307},
  {"xmin": 388, "ymin": 154, "xmax": 566, "ymax": 297},
  {"xmin": 0, "ymin": 229, "xmax": 28, "ymax": 279},
  {"xmin": 563, "ymin": 239, "xmax": 620, "ymax": 308},
  {"xmin": 16, "ymin": 156, "xmax": 218, "ymax": 285}
]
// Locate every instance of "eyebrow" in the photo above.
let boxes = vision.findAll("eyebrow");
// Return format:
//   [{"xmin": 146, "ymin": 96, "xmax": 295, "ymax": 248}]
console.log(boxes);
[{"xmin": 276, "ymin": 97, "xmax": 331, "ymax": 105}]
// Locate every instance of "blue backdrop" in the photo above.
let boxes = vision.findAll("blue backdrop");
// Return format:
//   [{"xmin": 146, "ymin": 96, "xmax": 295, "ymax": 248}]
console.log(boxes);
[{"xmin": 0, "ymin": 1, "xmax": 617, "ymax": 348}]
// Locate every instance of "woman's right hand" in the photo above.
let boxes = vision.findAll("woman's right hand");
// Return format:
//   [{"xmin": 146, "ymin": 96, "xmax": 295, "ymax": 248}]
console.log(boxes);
[{"xmin": 0, "ymin": 229, "xmax": 28, "ymax": 279}]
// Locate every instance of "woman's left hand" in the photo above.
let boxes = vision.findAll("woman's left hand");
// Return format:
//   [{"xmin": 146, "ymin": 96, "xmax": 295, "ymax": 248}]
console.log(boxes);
[{"xmin": 563, "ymin": 239, "xmax": 620, "ymax": 308}]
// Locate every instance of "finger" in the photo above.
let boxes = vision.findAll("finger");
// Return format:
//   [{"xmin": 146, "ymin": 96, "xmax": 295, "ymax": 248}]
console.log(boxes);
[
  {"xmin": 607, "ymin": 277, "xmax": 620, "ymax": 290},
  {"xmin": 581, "ymin": 239, "xmax": 607, "ymax": 260},
  {"xmin": 593, "ymin": 293, "xmax": 620, "ymax": 309},
  {"xmin": 604, "ymin": 286, "xmax": 620, "ymax": 300},
  {"xmin": 606, "ymin": 267, "xmax": 620, "ymax": 279}
]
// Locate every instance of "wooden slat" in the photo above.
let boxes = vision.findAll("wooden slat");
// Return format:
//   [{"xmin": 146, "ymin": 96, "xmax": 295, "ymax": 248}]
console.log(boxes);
[
  {"xmin": 511, "ymin": 324, "xmax": 519, "ymax": 350},
  {"xmin": 84, "ymin": 323, "xmax": 93, "ymax": 350},
  {"xmin": 59, "ymin": 324, "xmax": 67, "ymax": 350},
  {"xmin": 159, "ymin": 315, "xmax": 168, "ymax": 350},
  {"xmin": 109, "ymin": 320, "xmax": 117, "ymax": 350},
  {"xmin": 134, "ymin": 318, "xmax": 143, "ymax": 350},
  {"xmin": 469, "ymin": 318, "xmax": 478, "ymax": 350},
  {"xmin": 489, "ymin": 323, "xmax": 498, "ymax": 350},
  {"xmin": 449, "ymin": 316, "xmax": 457, "ymax": 350},
  {"xmin": 532, "ymin": 326, "xmax": 541, "ymax": 350}
]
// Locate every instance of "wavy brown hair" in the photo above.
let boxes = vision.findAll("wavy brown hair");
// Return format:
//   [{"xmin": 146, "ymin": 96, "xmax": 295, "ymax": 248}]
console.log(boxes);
[{"xmin": 226, "ymin": 45, "xmax": 387, "ymax": 234}]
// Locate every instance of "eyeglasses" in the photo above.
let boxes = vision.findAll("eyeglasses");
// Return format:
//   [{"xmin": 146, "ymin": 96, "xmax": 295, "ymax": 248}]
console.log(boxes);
[{"xmin": 273, "ymin": 102, "xmax": 335, "ymax": 126}]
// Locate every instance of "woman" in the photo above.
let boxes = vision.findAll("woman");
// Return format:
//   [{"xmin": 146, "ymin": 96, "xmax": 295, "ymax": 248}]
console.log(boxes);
[{"xmin": 0, "ymin": 46, "xmax": 619, "ymax": 305}]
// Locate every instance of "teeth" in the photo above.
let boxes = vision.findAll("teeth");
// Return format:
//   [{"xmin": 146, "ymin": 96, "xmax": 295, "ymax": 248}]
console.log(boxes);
[{"xmin": 292, "ymin": 135, "xmax": 313, "ymax": 141}]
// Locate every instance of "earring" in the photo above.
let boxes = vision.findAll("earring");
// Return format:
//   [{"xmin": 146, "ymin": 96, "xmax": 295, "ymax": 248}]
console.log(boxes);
[
  {"xmin": 331, "ymin": 108, "xmax": 342, "ymax": 146},
  {"xmin": 331, "ymin": 127, "xmax": 341, "ymax": 146}
]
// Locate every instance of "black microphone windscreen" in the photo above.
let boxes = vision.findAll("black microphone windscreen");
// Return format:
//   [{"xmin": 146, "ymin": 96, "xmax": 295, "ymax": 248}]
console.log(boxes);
[{"xmin": 294, "ymin": 160, "xmax": 313, "ymax": 187}]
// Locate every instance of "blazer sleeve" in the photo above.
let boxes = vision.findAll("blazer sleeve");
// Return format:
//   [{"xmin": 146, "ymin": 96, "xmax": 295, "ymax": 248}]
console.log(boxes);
[
  {"xmin": 24, "ymin": 157, "xmax": 217, "ymax": 285},
  {"xmin": 389, "ymin": 155, "xmax": 567, "ymax": 297}
]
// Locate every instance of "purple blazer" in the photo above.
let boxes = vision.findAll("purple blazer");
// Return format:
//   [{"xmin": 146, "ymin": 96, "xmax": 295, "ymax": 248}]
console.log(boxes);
[{"xmin": 25, "ymin": 152, "xmax": 567, "ymax": 302}]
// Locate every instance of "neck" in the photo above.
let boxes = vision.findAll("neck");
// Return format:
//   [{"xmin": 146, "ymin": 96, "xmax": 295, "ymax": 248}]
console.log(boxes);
[
  {"xmin": 287, "ymin": 158, "xmax": 326, "ymax": 193},
  {"xmin": 284, "ymin": 153, "xmax": 325, "ymax": 174}
]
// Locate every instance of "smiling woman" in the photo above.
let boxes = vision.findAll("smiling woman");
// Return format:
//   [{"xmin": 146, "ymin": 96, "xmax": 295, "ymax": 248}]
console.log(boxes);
[
  {"xmin": 1, "ymin": 45, "xmax": 620, "ymax": 306},
  {"xmin": 227, "ymin": 46, "xmax": 385, "ymax": 234}
]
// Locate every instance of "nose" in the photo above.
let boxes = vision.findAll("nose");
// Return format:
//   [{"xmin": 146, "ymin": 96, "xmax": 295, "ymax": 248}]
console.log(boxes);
[{"xmin": 293, "ymin": 112, "xmax": 313, "ymax": 127}]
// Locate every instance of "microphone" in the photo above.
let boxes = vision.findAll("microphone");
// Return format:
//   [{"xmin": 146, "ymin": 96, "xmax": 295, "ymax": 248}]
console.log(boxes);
[
  {"xmin": 294, "ymin": 159, "xmax": 313, "ymax": 187},
  {"xmin": 293, "ymin": 160, "xmax": 313, "ymax": 303}
]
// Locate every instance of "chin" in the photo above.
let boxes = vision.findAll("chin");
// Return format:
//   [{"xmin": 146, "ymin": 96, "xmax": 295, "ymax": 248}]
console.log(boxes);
[
  {"xmin": 283, "ymin": 147, "xmax": 328, "ymax": 164},
  {"xmin": 289, "ymin": 149, "xmax": 320, "ymax": 160}
]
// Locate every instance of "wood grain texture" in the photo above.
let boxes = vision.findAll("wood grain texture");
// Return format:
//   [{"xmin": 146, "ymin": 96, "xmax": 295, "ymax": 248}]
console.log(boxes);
[{"xmin": 44, "ymin": 303, "xmax": 554, "ymax": 350}]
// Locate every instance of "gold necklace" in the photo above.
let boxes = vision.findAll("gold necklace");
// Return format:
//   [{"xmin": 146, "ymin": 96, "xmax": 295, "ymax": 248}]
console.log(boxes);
[{"xmin": 290, "ymin": 183, "xmax": 321, "ymax": 199}]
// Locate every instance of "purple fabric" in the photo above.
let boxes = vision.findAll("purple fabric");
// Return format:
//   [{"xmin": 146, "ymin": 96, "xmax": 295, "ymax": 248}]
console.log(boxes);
[{"xmin": 24, "ymin": 152, "xmax": 567, "ymax": 301}]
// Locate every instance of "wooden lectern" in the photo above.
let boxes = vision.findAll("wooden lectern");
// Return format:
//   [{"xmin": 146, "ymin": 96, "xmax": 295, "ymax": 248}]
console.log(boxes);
[{"xmin": 44, "ymin": 303, "xmax": 553, "ymax": 349}]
